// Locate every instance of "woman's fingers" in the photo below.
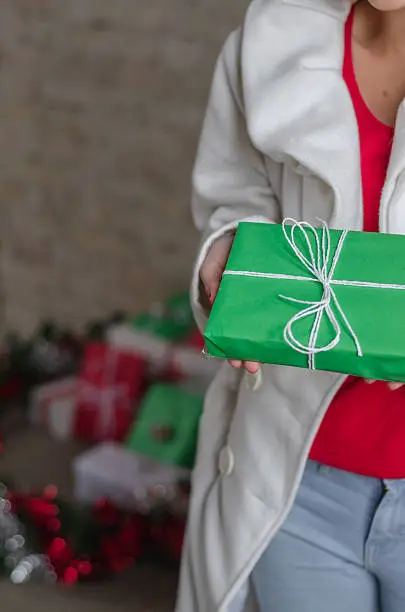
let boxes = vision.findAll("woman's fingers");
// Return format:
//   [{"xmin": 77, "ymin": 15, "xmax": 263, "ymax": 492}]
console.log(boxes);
[
  {"xmin": 229, "ymin": 360, "xmax": 260, "ymax": 373},
  {"xmin": 201, "ymin": 275, "xmax": 220, "ymax": 306},
  {"xmin": 201, "ymin": 238, "xmax": 261, "ymax": 375},
  {"xmin": 365, "ymin": 379, "xmax": 403, "ymax": 390},
  {"xmin": 244, "ymin": 361, "xmax": 260, "ymax": 374},
  {"xmin": 228, "ymin": 369, "xmax": 404, "ymax": 385},
  {"xmin": 388, "ymin": 382, "xmax": 404, "ymax": 391},
  {"xmin": 200, "ymin": 233, "xmax": 236, "ymax": 306}
]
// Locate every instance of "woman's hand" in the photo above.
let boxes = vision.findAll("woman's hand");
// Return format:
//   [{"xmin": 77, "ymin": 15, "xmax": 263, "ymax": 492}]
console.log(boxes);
[
  {"xmin": 200, "ymin": 232, "xmax": 260, "ymax": 374},
  {"xmin": 365, "ymin": 379, "xmax": 403, "ymax": 391}
]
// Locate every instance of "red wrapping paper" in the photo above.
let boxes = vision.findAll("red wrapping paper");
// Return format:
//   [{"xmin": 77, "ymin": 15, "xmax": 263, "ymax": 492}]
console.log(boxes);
[{"xmin": 74, "ymin": 343, "xmax": 148, "ymax": 442}]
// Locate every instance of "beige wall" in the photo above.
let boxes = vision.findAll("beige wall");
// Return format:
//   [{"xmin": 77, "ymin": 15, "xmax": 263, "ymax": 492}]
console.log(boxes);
[{"xmin": 0, "ymin": 0, "xmax": 247, "ymax": 336}]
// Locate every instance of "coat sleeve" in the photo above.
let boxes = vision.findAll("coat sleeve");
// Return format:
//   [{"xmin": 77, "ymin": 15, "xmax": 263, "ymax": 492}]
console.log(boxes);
[{"xmin": 191, "ymin": 28, "xmax": 280, "ymax": 331}]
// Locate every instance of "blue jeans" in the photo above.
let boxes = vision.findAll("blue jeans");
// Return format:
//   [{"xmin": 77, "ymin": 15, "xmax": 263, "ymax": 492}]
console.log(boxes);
[{"xmin": 252, "ymin": 460, "xmax": 405, "ymax": 612}]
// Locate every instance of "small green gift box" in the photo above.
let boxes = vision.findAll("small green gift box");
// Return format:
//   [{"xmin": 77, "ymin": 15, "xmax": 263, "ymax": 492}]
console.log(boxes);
[
  {"xmin": 126, "ymin": 384, "xmax": 204, "ymax": 469},
  {"xmin": 204, "ymin": 220, "xmax": 405, "ymax": 382},
  {"xmin": 132, "ymin": 293, "xmax": 195, "ymax": 342}
]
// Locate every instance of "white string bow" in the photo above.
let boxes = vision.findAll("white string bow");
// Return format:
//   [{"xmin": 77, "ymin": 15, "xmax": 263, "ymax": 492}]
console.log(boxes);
[
  {"xmin": 278, "ymin": 218, "xmax": 362, "ymax": 370},
  {"xmin": 224, "ymin": 219, "xmax": 365, "ymax": 370}
]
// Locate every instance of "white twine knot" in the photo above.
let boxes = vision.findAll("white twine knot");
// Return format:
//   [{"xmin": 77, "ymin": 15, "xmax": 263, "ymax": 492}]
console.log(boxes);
[{"xmin": 280, "ymin": 218, "xmax": 363, "ymax": 369}]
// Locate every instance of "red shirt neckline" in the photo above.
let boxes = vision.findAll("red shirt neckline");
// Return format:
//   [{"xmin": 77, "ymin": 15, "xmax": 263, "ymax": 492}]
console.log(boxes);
[
  {"xmin": 309, "ymin": 7, "xmax": 403, "ymax": 479},
  {"xmin": 343, "ymin": 8, "xmax": 394, "ymax": 133}
]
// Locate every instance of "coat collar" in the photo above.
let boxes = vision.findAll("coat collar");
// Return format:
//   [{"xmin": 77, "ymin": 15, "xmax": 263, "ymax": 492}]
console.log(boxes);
[
  {"xmin": 241, "ymin": 0, "xmax": 361, "ymax": 230},
  {"xmin": 282, "ymin": 0, "xmax": 352, "ymax": 20}
]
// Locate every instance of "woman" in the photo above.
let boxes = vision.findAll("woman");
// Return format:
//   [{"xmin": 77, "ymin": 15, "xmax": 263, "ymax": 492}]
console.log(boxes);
[{"xmin": 176, "ymin": 0, "xmax": 405, "ymax": 610}]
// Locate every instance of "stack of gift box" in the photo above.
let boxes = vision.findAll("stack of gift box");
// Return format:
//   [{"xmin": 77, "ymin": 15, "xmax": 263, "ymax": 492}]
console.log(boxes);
[
  {"xmin": 26, "ymin": 218, "xmax": 405, "ymax": 566},
  {"xmin": 28, "ymin": 292, "xmax": 217, "ymax": 524},
  {"xmin": 106, "ymin": 292, "xmax": 216, "ymax": 389}
]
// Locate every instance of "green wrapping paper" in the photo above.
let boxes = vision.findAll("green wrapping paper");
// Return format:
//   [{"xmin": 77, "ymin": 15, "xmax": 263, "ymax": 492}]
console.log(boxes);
[
  {"xmin": 132, "ymin": 293, "xmax": 195, "ymax": 341},
  {"xmin": 204, "ymin": 221, "xmax": 405, "ymax": 382},
  {"xmin": 126, "ymin": 384, "xmax": 204, "ymax": 469}
]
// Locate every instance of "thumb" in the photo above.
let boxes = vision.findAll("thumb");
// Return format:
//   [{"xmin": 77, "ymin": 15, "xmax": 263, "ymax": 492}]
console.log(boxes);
[
  {"xmin": 207, "ymin": 275, "xmax": 222, "ymax": 304},
  {"xmin": 201, "ymin": 269, "xmax": 222, "ymax": 305}
]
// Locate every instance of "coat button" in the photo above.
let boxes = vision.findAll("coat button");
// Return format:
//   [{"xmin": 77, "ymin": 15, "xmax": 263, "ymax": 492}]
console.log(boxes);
[
  {"xmin": 218, "ymin": 445, "xmax": 234, "ymax": 476},
  {"xmin": 246, "ymin": 367, "xmax": 263, "ymax": 391}
]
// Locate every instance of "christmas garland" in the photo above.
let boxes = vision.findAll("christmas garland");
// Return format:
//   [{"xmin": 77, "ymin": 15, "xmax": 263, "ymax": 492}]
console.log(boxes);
[{"xmin": 0, "ymin": 481, "xmax": 186, "ymax": 585}]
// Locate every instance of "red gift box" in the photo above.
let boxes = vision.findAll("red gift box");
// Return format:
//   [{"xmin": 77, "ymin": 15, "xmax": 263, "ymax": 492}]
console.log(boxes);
[
  {"xmin": 29, "ymin": 377, "xmax": 138, "ymax": 443},
  {"xmin": 79, "ymin": 342, "xmax": 147, "ymax": 399},
  {"xmin": 74, "ymin": 383, "xmax": 133, "ymax": 442},
  {"xmin": 74, "ymin": 343, "xmax": 148, "ymax": 442},
  {"xmin": 184, "ymin": 329, "xmax": 205, "ymax": 351},
  {"xmin": 163, "ymin": 329, "xmax": 218, "ymax": 387}
]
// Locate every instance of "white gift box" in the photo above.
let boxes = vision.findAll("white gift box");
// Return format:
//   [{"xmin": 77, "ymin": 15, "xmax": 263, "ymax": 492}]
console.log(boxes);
[
  {"xmin": 73, "ymin": 442, "xmax": 190, "ymax": 509},
  {"xmin": 107, "ymin": 324, "xmax": 170, "ymax": 375},
  {"xmin": 29, "ymin": 377, "xmax": 79, "ymax": 439},
  {"xmin": 29, "ymin": 377, "xmax": 133, "ymax": 442}
]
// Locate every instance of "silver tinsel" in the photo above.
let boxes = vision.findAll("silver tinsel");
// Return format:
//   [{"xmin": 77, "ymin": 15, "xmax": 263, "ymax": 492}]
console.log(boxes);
[
  {"xmin": 134, "ymin": 482, "xmax": 189, "ymax": 517},
  {"xmin": 0, "ymin": 484, "xmax": 56, "ymax": 584},
  {"xmin": 31, "ymin": 339, "xmax": 72, "ymax": 375}
]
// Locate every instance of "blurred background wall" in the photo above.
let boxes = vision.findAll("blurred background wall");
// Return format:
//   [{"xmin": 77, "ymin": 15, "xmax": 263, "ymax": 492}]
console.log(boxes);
[{"xmin": 0, "ymin": 0, "xmax": 247, "ymax": 337}]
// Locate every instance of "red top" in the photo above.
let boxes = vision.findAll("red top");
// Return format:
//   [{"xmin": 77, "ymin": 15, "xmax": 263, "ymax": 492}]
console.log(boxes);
[{"xmin": 309, "ymin": 8, "xmax": 403, "ymax": 478}]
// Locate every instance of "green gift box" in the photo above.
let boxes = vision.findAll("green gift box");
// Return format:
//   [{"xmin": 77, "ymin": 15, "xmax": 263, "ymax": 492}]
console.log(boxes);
[
  {"xmin": 204, "ymin": 221, "xmax": 405, "ymax": 382},
  {"xmin": 126, "ymin": 384, "xmax": 204, "ymax": 469},
  {"xmin": 131, "ymin": 293, "xmax": 195, "ymax": 342}
]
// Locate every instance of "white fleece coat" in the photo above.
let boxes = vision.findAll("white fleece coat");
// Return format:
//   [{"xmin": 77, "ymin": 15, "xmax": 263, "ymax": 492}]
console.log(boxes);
[{"xmin": 176, "ymin": 1, "xmax": 405, "ymax": 609}]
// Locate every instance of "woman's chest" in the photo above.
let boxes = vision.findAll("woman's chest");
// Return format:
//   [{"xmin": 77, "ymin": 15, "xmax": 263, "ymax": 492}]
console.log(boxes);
[{"xmin": 354, "ymin": 47, "xmax": 405, "ymax": 127}]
